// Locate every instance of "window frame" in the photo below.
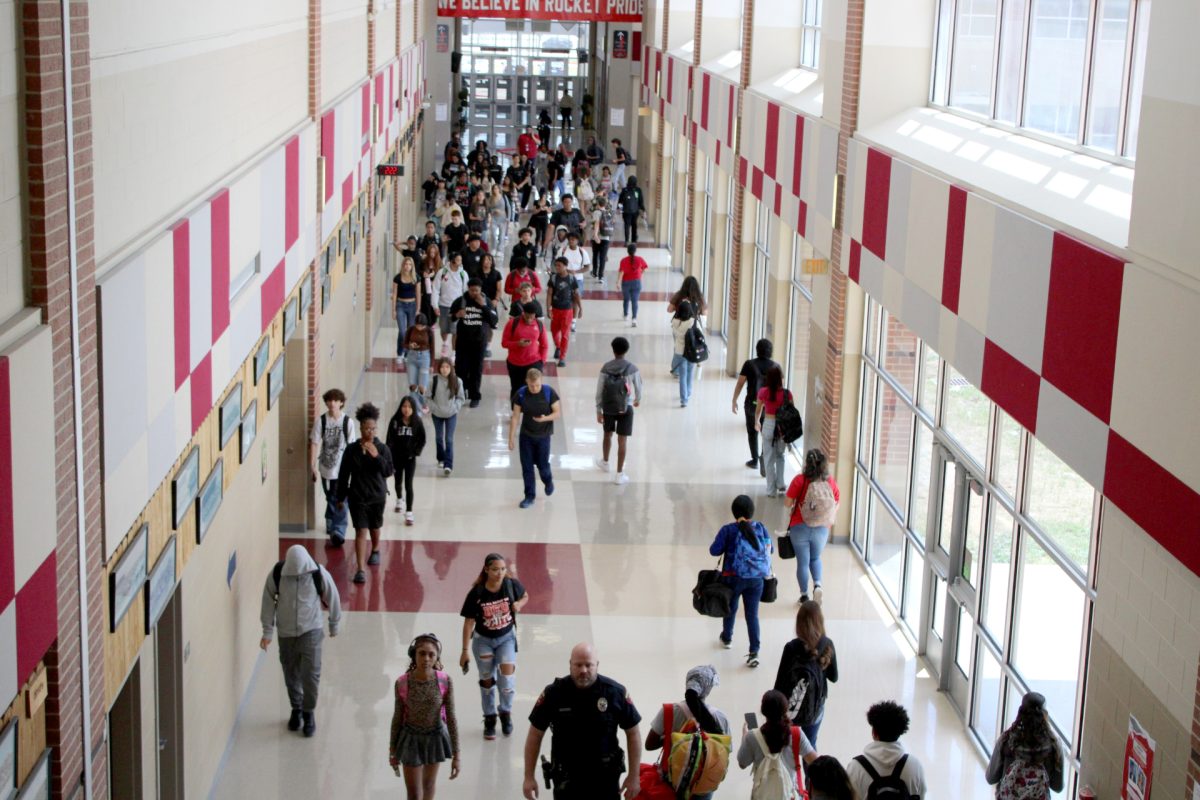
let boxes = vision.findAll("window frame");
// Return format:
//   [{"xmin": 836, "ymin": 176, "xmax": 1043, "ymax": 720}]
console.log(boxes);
[{"xmin": 799, "ymin": 0, "xmax": 823, "ymax": 71}]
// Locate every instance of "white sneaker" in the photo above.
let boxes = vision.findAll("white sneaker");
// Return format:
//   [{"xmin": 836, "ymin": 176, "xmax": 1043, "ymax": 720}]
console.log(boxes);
[
  {"xmin": 813, "ymin": 585, "xmax": 824, "ymax": 605},
  {"xmin": 595, "ymin": 457, "xmax": 610, "ymax": 473},
  {"xmin": 623, "ymin": 315, "xmax": 629, "ymax": 321},
  {"xmin": 404, "ymin": 511, "xmax": 414, "ymax": 526},
  {"xmin": 613, "ymin": 472, "xmax": 629, "ymax": 485},
  {"xmin": 443, "ymin": 467, "xmax": 452, "ymax": 477},
  {"xmin": 395, "ymin": 357, "xmax": 404, "ymax": 366},
  {"xmin": 437, "ymin": 462, "xmax": 444, "ymax": 471},
  {"xmin": 394, "ymin": 499, "xmax": 403, "ymax": 512},
  {"xmin": 631, "ymin": 320, "xmax": 638, "ymax": 327}
]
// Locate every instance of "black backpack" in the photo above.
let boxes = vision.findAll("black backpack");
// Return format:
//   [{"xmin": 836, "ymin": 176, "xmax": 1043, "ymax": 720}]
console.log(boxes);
[
  {"xmin": 783, "ymin": 652, "xmax": 826, "ymax": 726},
  {"xmin": 853, "ymin": 754, "xmax": 913, "ymax": 800},
  {"xmin": 683, "ymin": 320, "xmax": 709, "ymax": 364},
  {"xmin": 271, "ymin": 561, "xmax": 325, "ymax": 606},
  {"xmin": 621, "ymin": 188, "xmax": 642, "ymax": 216},
  {"xmin": 599, "ymin": 365, "xmax": 632, "ymax": 415},
  {"xmin": 549, "ymin": 274, "xmax": 576, "ymax": 309},
  {"xmin": 774, "ymin": 393, "xmax": 804, "ymax": 443}
]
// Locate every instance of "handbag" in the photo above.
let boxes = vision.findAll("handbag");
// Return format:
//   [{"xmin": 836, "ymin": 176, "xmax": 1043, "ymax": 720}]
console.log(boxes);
[
  {"xmin": 692, "ymin": 558, "xmax": 733, "ymax": 618},
  {"xmin": 761, "ymin": 575, "xmax": 779, "ymax": 604},
  {"xmin": 777, "ymin": 532, "xmax": 796, "ymax": 559}
]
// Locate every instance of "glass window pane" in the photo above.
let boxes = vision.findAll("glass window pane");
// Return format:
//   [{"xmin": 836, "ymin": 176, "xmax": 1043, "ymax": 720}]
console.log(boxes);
[
  {"xmin": 918, "ymin": 345, "xmax": 940, "ymax": 417},
  {"xmin": 910, "ymin": 423, "xmax": 935, "ymax": 542},
  {"xmin": 963, "ymin": 479, "xmax": 984, "ymax": 587},
  {"xmin": 1013, "ymin": 533, "xmax": 1085, "ymax": 737},
  {"xmin": 983, "ymin": 502, "xmax": 1015, "ymax": 640},
  {"xmin": 994, "ymin": 0, "xmax": 1027, "ymax": 123},
  {"xmin": 943, "ymin": 368, "xmax": 989, "ymax": 467},
  {"xmin": 875, "ymin": 383, "xmax": 914, "ymax": 512},
  {"xmin": 903, "ymin": 541, "xmax": 924, "ymax": 626},
  {"xmin": 1085, "ymin": 0, "xmax": 1131, "ymax": 152},
  {"xmin": 973, "ymin": 642, "xmax": 1004, "ymax": 749},
  {"xmin": 864, "ymin": 300, "xmax": 881, "ymax": 360},
  {"xmin": 1123, "ymin": 0, "xmax": 1150, "ymax": 157},
  {"xmin": 955, "ymin": 606, "xmax": 973, "ymax": 678},
  {"xmin": 1024, "ymin": 0, "xmax": 1089, "ymax": 141},
  {"xmin": 1026, "ymin": 439, "xmax": 1094, "ymax": 573},
  {"xmin": 932, "ymin": 0, "xmax": 956, "ymax": 104},
  {"xmin": 881, "ymin": 312, "xmax": 919, "ymax": 398},
  {"xmin": 993, "ymin": 410, "xmax": 1022, "ymax": 499},
  {"xmin": 932, "ymin": 573, "xmax": 947, "ymax": 641},
  {"xmin": 869, "ymin": 498, "xmax": 906, "ymax": 605},
  {"xmin": 853, "ymin": 471, "xmax": 870, "ymax": 552},
  {"xmin": 949, "ymin": 0, "xmax": 999, "ymax": 115},
  {"xmin": 938, "ymin": 459, "xmax": 958, "ymax": 553},
  {"xmin": 858, "ymin": 368, "xmax": 877, "ymax": 468}
]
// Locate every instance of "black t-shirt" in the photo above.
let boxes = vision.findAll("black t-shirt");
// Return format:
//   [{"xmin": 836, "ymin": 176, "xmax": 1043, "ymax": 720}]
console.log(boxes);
[
  {"xmin": 548, "ymin": 273, "xmax": 579, "ymax": 310},
  {"xmin": 393, "ymin": 274, "xmax": 418, "ymax": 300},
  {"xmin": 507, "ymin": 164, "xmax": 529, "ymax": 185},
  {"xmin": 461, "ymin": 247, "xmax": 485, "ymax": 279},
  {"xmin": 613, "ymin": 146, "xmax": 628, "ymax": 164},
  {"xmin": 480, "ymin": 268, "xmax": 503, "ymax": 302},
  {"xmin": 444, "ymin": 223, "xmax": 468, "ymax": 253},
  {"xmin": 417, "ymin": 234, "xmax": 440, "ymax": 254},
  {"xmin": 514, "ymin": 384, "xmax": 559, "ymax": 438},
  {"xmin": 528, "ymin": 675, "xmax": 642, "ymax": 768},
  {"xmin": 529, "ymin": 210, "xmax": 550, "ymax": 235},
  {"xmin": 509, "ymin": 298, "xmax": 544, "ymax": 319},
  {"xmin": 550, "ymin": 208, "xmax": 585, "ymax": 237},
  {"xmin": 510, "ymin": 241, "xmax": 538, "ymax": 269},
  {"xmin": 739, "ymin": 357, "xmax": 780, "ymax": 407},
  {"xmin": 449, "ymin": 295, "xmax": 497, "ymax": 345},
  {"xmin": 460, "ymin": 578, "xmax": 527, "ymax": 638}
]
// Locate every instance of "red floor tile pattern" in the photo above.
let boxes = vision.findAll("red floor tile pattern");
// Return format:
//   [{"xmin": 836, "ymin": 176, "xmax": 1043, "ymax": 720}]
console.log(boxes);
[
  {"xmin": 280, "ymin": 538, "xmax": 589, "ymax": 615},
  {"xmin": 367, "ymin": 358, "xmax": 558, "ymax": 377},
  {"xmin": 579, "ymin": 289, "xmax": 672, "ymax": 301}
]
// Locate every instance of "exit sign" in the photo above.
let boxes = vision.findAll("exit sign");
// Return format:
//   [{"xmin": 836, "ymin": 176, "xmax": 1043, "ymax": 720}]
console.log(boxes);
[
  {"xmin": 801, "ymin": 258, "xmax": 829, "ymax": 275},
  {"xmin": 376, "ymin": 164, "xmax": 404, "ymax": 176}
]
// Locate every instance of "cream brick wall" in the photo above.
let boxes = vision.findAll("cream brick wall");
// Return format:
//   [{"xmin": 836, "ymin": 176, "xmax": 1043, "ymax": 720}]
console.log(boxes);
[
  {"xmin": 0, "ymin": 0, "xmax": 24, "ymax": 323},
  {"xmin": 375, "ymin": 1, "xmax": 396, "ymax": 64},
  {"xmin": 321, "ymin": 0, "xmax": 368, "ymax": 105},
  {"xmin": 90, "ymin": 0, "xmax": 308, "ymax": 263}
]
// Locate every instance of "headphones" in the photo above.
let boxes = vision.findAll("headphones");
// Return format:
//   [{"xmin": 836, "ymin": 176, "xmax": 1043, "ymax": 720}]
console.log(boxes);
[{"xmin": 408, "ymin": 633, "xmax": 442, "ymax": 660}]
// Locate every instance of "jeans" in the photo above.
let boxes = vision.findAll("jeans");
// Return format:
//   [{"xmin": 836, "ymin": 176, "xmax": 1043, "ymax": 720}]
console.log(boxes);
[
  {"xmin": 395, "ymin": 302, "xmax": 417, "ymax": 356},
  {"xmin": 761, "ymin": 417, "xmax": 787, "ymax": 493},
  {"xmin": 614, "ymin": 164, "xmax": 626, "ymax": 191},
  {"xmin": 394, "ymin": 458, "xmax": 415, "ymax": 511},
  {"xmin": 623, "ymin": 212, "xmax": 639, "ymax": 243},
  {"xmin": 490, "ymin": 216, "xmax": 508, "ymax": 252},
  {"xmin": 321, "ymin": 479, "xmax": 348, "ymax": 540},
  {"xmin": 278, "ymin": 629, "xmax": 324, "ymax": 712},
  {"xmin": 802, "ymin": 712, "xmax": 824, "ymax": 748},
  {"xmin": 621, "ymin": 279, "xmax": 641, "ymax": 318},
  {"xmin": 433, "ymin": 414, "xmax": 458, "ymax": 468},
  {"xmin": 472, "ymin": 630, "xmax": 518, "ymax": 715},
  {"xmin": 518, "ymin": 433, "xmax": 553, "ymax": 501},
  {"xmin": 678, "ymin": 358, "xmax": 697, "ymax": 406},
  {"xmin": 592, "ymin": 239, "xmax": 610, "ymax": 279},
  {"xmin": 720, "ymin": 576, "xmax": 764, "ymax": 654},
  {"xmin": 405, "ymin": 349, "xmax": 431, "ymax": 410},
  {"xmin": 788, "ymin": 523, "xmax": 829, "ymax": 595}
]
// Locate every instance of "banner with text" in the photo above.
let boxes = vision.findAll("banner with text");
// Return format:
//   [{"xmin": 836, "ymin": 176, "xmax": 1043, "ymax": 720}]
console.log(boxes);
[{"xmin": 436, "ymin": 0, "xmax": 644, "ymax": 23}]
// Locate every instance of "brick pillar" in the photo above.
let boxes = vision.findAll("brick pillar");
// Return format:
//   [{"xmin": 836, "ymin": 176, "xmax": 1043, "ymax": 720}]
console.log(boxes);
[
  {"xmin": 21, "ymin": 1, "xmax": 106, "ymax": 796},
  {"xmin": 726, "ymin": 0, "xmax": 753, "ymax": 323},
  {"xmin": 653, "ymin": 0, "xmax": 669, "ymax": 240},
  {"xmin": 820, "ymin": 0, "xmax": 864, "ymax": 463},
  {"xmin": 307, "ymin": 0, "xmax": 322, "ymax": 428},
  {"xmin": 683, "ymin": 0, "xmax": 703, "ymax": 265}
]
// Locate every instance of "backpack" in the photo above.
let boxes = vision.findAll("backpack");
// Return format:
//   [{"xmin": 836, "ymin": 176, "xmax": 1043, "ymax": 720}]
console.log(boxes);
[
  {"xmin": 996, "ymin": 758, "xmax": 1050, "ymax": 800},
  {"xmin": 800, "ymin": 479, "xmax": 838, "ymax": 527},
  {"xmin": 271, "ymin": 561, "xmax": 325, "ymax": 606},
  {"xmin": 661, "ymin": 703, "xmax": 732, "ymax": 797},
  {"xmin": 750, "ymin": 728, "xmax": 802, "ymax": 800},
  {"xmin": 599, "ymin": 206, "xmax": 615, "ymax": 238},
  {"xmin": 853, "ymin": 754, "xmax": 913, "ymax": 800},
  {"xmin": 550, "ymin": 274, "xmax": 576, "ymax": 310},
  {"xmin": 600, "ymin": 365, "xmax": 632, "ymax": 416},
  {"xmin": 783, "ymin": 652, "xmax": 826, "ymax": 726},
  {"xmin": 621, "ymin": 188, "xmax": 642, "ymax": 216},
  {"xmin": 683, "ymin": 320, "xmax": 709, "ymax": 364},
  {"xmin": 395, "ymin": 671, "xmax": 450, "ymax": 724},
  {"xmin": 774, "ymin": 394, "xmax": 804, "ymax": 444},
  {"xmin": 317, "ymin": 413, "xmax": 351, "ymax": 472},
  {"xmin": 515, "ymin": 385, "xmax": 552, "ymax": 405}
]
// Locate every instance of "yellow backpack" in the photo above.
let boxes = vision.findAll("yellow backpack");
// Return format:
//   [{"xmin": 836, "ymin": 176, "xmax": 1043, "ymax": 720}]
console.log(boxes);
[{"xmin": 662, "ymin": 703, "xmax": 732, "ymax": 797}]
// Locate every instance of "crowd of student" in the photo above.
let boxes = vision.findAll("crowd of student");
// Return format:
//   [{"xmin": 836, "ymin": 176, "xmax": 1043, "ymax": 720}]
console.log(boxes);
[{"xmin": 256, "ymin": 132, "xmax": 1066, "ymax": 800}]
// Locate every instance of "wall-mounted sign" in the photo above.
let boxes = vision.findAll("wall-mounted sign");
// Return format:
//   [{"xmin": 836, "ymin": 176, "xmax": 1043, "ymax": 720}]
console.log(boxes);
[
  {"xmin": 219, "ymin": 383, "xmax": 243, "ymax": 449},
  {"xmin": 436, "ymin": 0, "xmax": 643, "ymax": 22},
  {"xmin": 283, "ymin": 297, "xmax": 298, "ymax": 343},
  {"xmin": 196, "ymin": 458, "xmax": 224, "ymax": 544},
  {"xmin": 613, "ymin": 30, "xmax": 629, "ymax": 59},
  {"xmin": 172, "ymin": 446, "xmax": 200, "ymax": 530},
  {"xmin": 801, "ymin": 258, "xmax": 829, "ymax": 275},
  {"xmin": 436, "ymin": 23, "xmax": 450, "ymax": 52},
  {"xmin": 1123, "ymin": 715, "xmax": 1155, "ymax": 800},
  {"xmin": 253, "ymin": 338, "xmax": 270, "ymax": 386},
  {"xmin": 24, "ymin": 667, "xmax": 47, "ymax": 719},
  {"xmin": 376, "ymin": 164, "xmax": 404, "ymax": 177},
  {"xmin": 109, "ymin": 524, "xmax": 148, "ymax": 632},
  {"xmin": 144, "ymin": 535, "xmax": 177, "ymax": 633},
  {"xmin": 240, "ymin": 400, "xmax": 258, "ymax": 465},
  {"xmin": 267, "ymin": 356, "xmax": 285, "ymax": 409}
]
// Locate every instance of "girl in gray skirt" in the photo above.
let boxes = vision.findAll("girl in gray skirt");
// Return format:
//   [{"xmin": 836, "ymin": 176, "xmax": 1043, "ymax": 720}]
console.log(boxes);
[{"xmin": 389, "ymin": 633, "xmax": 460, "ymax": 799}]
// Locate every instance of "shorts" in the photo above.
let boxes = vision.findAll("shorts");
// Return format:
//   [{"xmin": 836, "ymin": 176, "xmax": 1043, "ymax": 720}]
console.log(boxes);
[
  {"xmin": 602, "ymin": 409, "xmax": 634, "ymax": 437},
  {"xmin": 349, "ymin": 500, "xmax": 386, "ymax": 530}
]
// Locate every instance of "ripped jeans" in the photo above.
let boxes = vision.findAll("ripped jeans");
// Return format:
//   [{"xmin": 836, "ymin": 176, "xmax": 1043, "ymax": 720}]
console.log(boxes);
[{"xmin": 471, "ymin": 629, "xmax": 518, "ymax": 715}]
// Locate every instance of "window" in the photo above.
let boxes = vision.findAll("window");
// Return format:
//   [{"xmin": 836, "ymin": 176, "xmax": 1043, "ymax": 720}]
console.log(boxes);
[
  {"xmin": 800, "ymin": 0, "xmax": 823, "ymax": 70},
  {"xmin": 932, "ymin": 0, "xmax": 1150, "ymax": 157},
  {"xmin": 230, "ymin": 253, "xmax": 261, "ymax": 301}
]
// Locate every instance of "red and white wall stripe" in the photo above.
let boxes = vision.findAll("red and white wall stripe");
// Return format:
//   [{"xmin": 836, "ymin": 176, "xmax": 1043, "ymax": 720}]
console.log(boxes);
[{"xmin": 841, "ymin": 140, "xmax": 1200, "ymax": 577}]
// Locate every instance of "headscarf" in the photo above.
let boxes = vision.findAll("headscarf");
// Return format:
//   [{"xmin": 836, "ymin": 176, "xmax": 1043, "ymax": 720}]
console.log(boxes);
[{"xmin": 685, "ymin": 665, "xmax": 720, "ymax": 700}]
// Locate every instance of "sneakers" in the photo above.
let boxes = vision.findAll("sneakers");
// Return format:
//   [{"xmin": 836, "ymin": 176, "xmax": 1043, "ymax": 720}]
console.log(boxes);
[
  {"xmin": 395, "ymin": 356, "xmax": 403, "ymax": 366},
  {"xmin": 746, "ymin": 653, "xmax": 760, "ymax": 668},
  {"xmin": 437, "ymin": 461, "xmax": 444, "ymax": 471},
  {"xmin": 519, "ymin": 498, "xmax": 535, "ymax": 509},
  {"xmin": 557, "ymin": 359, "xmax": 566, "ymax": 367},
  {"xmin": 571, "ymin": 320, "xmax": 576, "ymax": 332},
  {"xmin": 328, "ymin": 534, "xmax": 345, "ymax": 548},
  {"xmin": 595, "ymin": 457, "xmax": 611, "ymax": 473},
  {"xmin": 745, "ymin": 458, "xmax": 759, "ymax": 469},
  {"xmin": 631, "ymin": 319, "xmax": 638, "ymax": 327},
  {"xmin": 720, "ymin": 636, "xmax": 732, "ymax": 650},
  {"xmin": 553, "ymin": 347, "xmax": 561, "ymax": 360},
  {"xmin": 301, "ymin": 711, "xmax": 316, "ymax": 737},
  {"xmin": 623, "ymin": 314, "xmax": 629, "ymax": 322},
  {"xmin": 484, "ymin": 349, "xmax": 492, "ymax": 358},
  {"xmin": 468, "ymin": 398, "xmax": 480, "ymax": 408},
  {"xmin": 443, "ymin": 466, "xmax": 452, "ymax": 477},
  {"xmin": 353, "ymin": 570, "xmax": 366, "ymax": 584},
  {"xmin": 288, "ymin": 708, "xmax": 302, "ymax": 731},
  {"xmin": 405, "ymin": 512, "xmax": 414, "ymax": 526},
  {"xmin": 545, "ymin": 482, "xmax": 555, "ymax": 496},
  {"xmin": 613, "ymin": 472, "xmax": 629, "ymax": 485},
  {"xmin": 367, "ymin": 551, "xmax": 381, "ymax": 566},
  {"xmin": 394, "ymin": 499, "xmax": 403, "ymax": 513},
  {"xmin": 483, "ymin": 715, "xmax": 498, "ymax": 740},
  {"xmin": 499, "ymin": 712, "xmax": 514, "ymax": 736},
  {"xmin": 799, "ymin": 594, "xmax": 809, "ymax": 604},
  {"xmin": 813, "ymin": 584, "xmax": 824, "ymax": 605}
]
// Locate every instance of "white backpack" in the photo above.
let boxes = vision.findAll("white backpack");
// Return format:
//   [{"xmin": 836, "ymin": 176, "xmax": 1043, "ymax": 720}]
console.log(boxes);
[
  {"xmin": 750, "ymin": 729, "xmax": 801, "ymax": 800},
  {"xmin": 800, "ymin": 479, "xmax": 838, "ymax": 527}
]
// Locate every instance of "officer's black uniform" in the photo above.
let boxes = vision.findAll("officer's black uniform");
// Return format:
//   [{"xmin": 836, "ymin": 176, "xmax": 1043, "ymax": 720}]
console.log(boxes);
[{"xmin": 528, "ymin": 674, "xmax": 642, "ymax": 800}]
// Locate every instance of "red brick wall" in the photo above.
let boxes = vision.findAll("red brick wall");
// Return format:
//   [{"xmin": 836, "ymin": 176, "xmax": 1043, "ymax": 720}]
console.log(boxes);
[
  {"xmin": 726, "ymin": 0, "xmax": 754, "ymax": 325},
  {"xmin": 21, "ymin": 1, "xmax": 106, "ymax": 796},
  {"xmin": 684, "ymin": 2, "xmax": 703, "ymax": 263}
]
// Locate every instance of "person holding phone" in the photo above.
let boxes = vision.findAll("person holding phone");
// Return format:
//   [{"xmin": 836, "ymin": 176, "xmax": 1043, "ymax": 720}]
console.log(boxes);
[
  {"xmin": 458, "ymin": 553, "xmax": 530, "ymax": 741},
  {"xmin": 736, "ymin": 690, "xmax": 817, "ymax": 788}
]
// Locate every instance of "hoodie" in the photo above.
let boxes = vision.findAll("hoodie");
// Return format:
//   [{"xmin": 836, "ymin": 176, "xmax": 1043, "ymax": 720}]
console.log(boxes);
[
  {"xmin": 260, "ymin": 544, "xmax": 341, "ymax": 640},
  {"xmin": 846, "ymin": 740, "xmax": 927, "ymax": 798},
  {"xmin": 427, "ymin": 373, "xmax": 467, "ymax": 418},
  {"xmin": 385, "ymin": 408, "xmax": 426, "ymax": 461}
]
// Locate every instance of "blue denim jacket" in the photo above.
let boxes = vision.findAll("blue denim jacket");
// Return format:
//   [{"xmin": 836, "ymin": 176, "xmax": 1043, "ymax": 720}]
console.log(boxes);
[{"xmin": 709, "ymin": 521, "xmax": 773, "ymax": 579}]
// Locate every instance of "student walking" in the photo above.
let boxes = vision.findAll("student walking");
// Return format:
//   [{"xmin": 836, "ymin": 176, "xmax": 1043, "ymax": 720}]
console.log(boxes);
[
  {"xmin": 845, "ymin": 701, "xmax": 927, "ymax": 799},
  {"xmin": 432, "ymin": 255, "xmax": 470, "ymax": 358},
  {"xmin": 449, "ymin": 279, "xmax": 499, "ymax": 408},
  {"xmin": 334, "ymin": 403, "xmax": 394, "ymax": 585},
  {"xmin": 732, "ymin": 339, "xmax": 781, "ymax": 471},
  {"xmin": 508, "ymin": 368, "xmax": 561, "ymax": 509},
  {"xmin": 428, "ymin": 357, "xmax": 466, "ymax": 476},
  {"xmin": 458, "ymin": 553, "xmax": 530, "ymax": 740},
  {"xmin": 617, "ymin": 176, "xmax": 645, "ymax": 243},
  {"xmin": 389, "ymin": 634, "xmax": 461, "ymax": 800},
  {"xmin": 736, "ymin": 690, "xmax": 816, "ymax": 793},
  {"xmin": 986, "ymin": 692, "xmax": 1064, "ymax": 798},
  {"xmin": 785, "ymin": 449, "xmax": 840, "ymax": 604},
  {"xmin": 594, "ymin": 336, "xmax": 643, "ymax": 485},
  {"xmin": 259, "ymin": 544, "xmax": 341, "ymax": 738},
  {"xmin": 611, "ymin": 138, "xmax": 630, "ymax": 190},
  {"xmin": 501, "ymin": 303, "xmax": 550, "ymax": 400},
  {"xmin": 309, "ymin": 388, "xmax": 357, "ymax": 547},
  {"xmin": 386, "ymin": 396, "xmax": 426, "ymax": 525},
  {"xmin": 590, "ymin": 196, "xmax": 615, "ymax": 282},
  {"xmin": 393, "ymin": 257, "xmax": 422, "ymax": 363},
  {"xmin": 709, "ymin": 495, "xmax": 774, "ymax": 668},
  {"xmin": 403, "ymin": 315, "xmax": 434, "ymax": 413},
  {"xmin": 546, "ymin": 257, "xmax": 582, "ymax": 367},
  {"xmin": 670, "ymin": 300, "xmax": 704, "ymax": 408},
  {"xmin": 773, "ymin": 601, "xmax": 838, "ymax": 746},
  {"xmin": 645, "ymin": 665, "xmax": 731, "ymax": 800},
  {"xmin": 755, "ymin": 366, "xmax": 792, "ymax": 496},
  {"xmin": 618, "ymin": 243, "xmax": 649, "ymax": 325}
]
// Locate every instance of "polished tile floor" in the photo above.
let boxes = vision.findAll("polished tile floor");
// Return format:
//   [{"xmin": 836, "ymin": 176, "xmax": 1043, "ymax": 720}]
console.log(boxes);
[{"xmin": 213, "ymin": 247, "xmax": 994, "ymax": 797}]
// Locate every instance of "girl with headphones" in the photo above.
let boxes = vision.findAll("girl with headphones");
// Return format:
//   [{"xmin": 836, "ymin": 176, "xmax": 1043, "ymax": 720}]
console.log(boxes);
[{"xmin": 389, "ymin": 633, "xmax": 460, "ymax": 799}]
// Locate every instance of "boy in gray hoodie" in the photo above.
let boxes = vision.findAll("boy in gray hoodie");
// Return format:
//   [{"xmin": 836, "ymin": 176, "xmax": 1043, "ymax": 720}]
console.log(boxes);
[{"xmin": 259, "ymin": 544, "xmax": 342, "ymax": 737}]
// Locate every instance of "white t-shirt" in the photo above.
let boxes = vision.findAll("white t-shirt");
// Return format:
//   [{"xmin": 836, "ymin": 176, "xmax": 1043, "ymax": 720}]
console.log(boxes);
[
  {"xmin": 310, "ymin": 411, "xmax": 359, "ymax": 480},
  {"xmin": 562, "ymin": 246, "xmax": 591, "ymax": 275}
]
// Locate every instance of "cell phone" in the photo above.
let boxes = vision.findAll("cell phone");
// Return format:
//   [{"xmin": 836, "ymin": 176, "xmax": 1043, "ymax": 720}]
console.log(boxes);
[
  {"xmin": 744, "ymin": 712, "xmax": 758, "ymax": 729},
  {"xmin": 461, "ymin": 662, "xmax": 469, "ymax": 676}
]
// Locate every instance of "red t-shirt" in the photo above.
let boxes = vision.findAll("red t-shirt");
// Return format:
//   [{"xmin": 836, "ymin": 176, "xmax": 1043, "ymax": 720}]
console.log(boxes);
[
  {"xmin": 786, "ymin": 475, "xmax": 840, "ymax": 529},
  {"xmin": 618, "ymin": 256, "xmax": 648, "ymax": 283},
  {"xmin": 757, "ymin": 387, "xmax": 790, "ymax": 416}
]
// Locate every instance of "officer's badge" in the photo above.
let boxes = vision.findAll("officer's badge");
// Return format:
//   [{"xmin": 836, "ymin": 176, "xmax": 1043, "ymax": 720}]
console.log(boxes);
[{"xmin": 597, "ymin": 697, "xmax": 608, "ymax": 712}]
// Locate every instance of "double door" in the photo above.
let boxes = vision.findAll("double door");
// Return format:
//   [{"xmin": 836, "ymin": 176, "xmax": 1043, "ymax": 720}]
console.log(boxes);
[{"xmin": 464, "ymin": 65, "xmax": 584, "ymax": 148}]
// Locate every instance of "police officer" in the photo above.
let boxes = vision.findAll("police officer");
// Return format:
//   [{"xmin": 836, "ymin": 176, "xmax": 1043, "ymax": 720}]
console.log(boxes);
[{"xmin": 523, "ymin": 642, "xmax": 642, "ymax": 799}]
